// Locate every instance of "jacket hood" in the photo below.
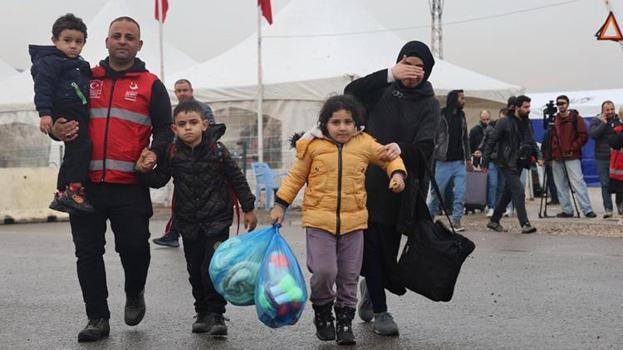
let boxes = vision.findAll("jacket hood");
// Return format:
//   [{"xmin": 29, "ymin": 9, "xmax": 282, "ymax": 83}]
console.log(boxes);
[
  {"xmin": 97, "ymin": 57, "xmax": 148, "ymax": 77},
  {"xmin": 29, "ymin": 45, "xmax": 73, "ymax": 62},
  {"xmin": 395, "ymin": 41, "xmax": 435, "ymax": 88},
  {"xmin": 443, "ymin": 89, "xmax": 464, "ymax": 116},
  {"xmin": 293, "ymin": 125, "xmax": 365, "ymax": 159}
]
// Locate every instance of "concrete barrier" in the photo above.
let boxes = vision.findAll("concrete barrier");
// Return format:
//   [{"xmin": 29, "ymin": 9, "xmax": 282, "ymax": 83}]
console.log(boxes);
[{"xmin": 0, "ymin": 167, "xmax": 68, "ymax": 224}]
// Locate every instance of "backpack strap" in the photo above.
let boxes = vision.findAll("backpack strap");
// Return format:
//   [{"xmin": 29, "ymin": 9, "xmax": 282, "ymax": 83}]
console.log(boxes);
[{"xmin": 215, "ymin": 142, "xmax": 242, "ymax": 235}]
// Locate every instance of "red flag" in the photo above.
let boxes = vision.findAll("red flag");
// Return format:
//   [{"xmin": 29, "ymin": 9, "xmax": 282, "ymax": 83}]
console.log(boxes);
[
  {"xmin": 154, "ymin": 0, "xmax": 169, "ymax": 23},
  {"xmin": 258, "ymin": 0, "xmax": 273, "ymax": 25}
]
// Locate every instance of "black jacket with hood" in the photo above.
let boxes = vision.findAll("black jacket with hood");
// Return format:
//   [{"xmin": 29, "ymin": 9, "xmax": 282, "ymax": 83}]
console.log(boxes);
[
  {"xmin": 345, "ymin": 42, "xmax": 440, "ymax": 295},
  {"xmin": 434, "ymin": 90, "xmax": 470, "ymax": 161},
  {"xmin": 138, "ymin": 124, "xmax": 255, "ymax": 240}
]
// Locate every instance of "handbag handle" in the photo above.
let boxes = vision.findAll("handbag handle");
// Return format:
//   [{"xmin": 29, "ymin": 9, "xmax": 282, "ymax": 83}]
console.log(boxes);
[{"xmin": 422, "ymin": 161, "xmax": 457, "ymax": 235}]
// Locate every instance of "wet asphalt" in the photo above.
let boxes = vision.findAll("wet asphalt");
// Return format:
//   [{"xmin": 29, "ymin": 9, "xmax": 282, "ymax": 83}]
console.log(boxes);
[{"xmin": 1, "ymin": 220, "xmax": 622, "ymax": 349}]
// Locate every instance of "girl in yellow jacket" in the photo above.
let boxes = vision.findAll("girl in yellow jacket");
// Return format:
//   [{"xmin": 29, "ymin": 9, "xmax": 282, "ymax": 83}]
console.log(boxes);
[{"xmin": 270, "ymin": 95, "xmax": 406, "ymax": 345}]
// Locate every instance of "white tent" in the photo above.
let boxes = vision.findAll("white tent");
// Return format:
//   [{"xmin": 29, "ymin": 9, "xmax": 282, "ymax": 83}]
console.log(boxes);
[
  {"xmin": 529, "ymin": 88, "xmax": 623, "ymax": 119},
  {"xmin": 171, "ymin": 0, "xmax": 522, "ymax": 102},
  {"xmin": 0, "ymin": 0, "xmax": 197, "ymax": 119},
  {"xmin": 82, "ymin": 0, "xmax": 197, "ymax": 79},
  {"xmin": 169, "ymin": 0, "xmax": 523, "ymax": 169},
  {"xmin": 0, "ymin": 59, "xmax": 17, "ymax": 82}
]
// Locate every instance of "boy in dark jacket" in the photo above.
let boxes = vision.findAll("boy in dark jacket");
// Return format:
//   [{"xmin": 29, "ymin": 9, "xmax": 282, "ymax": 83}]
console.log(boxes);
[
  {"xmin": 136, "ymin": 100, "xmax": 257, "ymax": 336},
  {"xmin": 30, "ymin": 13, "xmax": 93, "ymax": 213}
]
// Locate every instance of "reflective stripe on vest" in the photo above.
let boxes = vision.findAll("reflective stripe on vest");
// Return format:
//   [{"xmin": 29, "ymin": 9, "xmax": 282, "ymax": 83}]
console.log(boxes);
[
  {"xmin": 90, "ymin": 108, "xmax": 152, "ymax": 126},
  {"xmin": 90, "ymin": 159, "xmax": 136, "ymax": 172}
]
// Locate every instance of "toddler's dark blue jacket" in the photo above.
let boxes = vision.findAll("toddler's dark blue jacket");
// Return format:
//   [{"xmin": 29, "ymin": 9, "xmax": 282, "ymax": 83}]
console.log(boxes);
[{"xmin": 29, "ymin": 45, "xmax": 91, "ymax": 119}]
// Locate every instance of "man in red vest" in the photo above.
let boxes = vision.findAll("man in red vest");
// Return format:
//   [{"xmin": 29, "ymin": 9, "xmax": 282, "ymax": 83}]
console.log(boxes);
[{"xmin": 51, "ymin": 16, "xmax": 174, "ymax": 342}]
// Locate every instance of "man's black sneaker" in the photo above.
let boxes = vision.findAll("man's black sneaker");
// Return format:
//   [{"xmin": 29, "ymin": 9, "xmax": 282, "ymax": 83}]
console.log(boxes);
[
  {"xmin": 58, "ymin": 186, "xmax": 95, "ymax": 213},
  {"xmin": 204, "ymin": 313, "xmax": 228, "ymax": 336},
  {"xmin": 486, "ymin": 221, "xmax": 507, "ymax": 232},
  {"xmin": 585, "ymin": 211, "xmax": 597, "ymax": 218},
  {"xmin": 521, "ymin": 223, "xmax": 537, "ymax": 234},
  {"xmin": 152, "ymin": 231, "xmax": 180, "ymax": 247},
  {"xmin": 556, "ymin": 212, "xmax": 574, "ymax": 218},
  {"xmin": 125, "ymin": 291, "xmax": 146, "ymax": 326},
  {"xmin": 77, "ymin": 318, "xmax": 109, "ymax": 342}
]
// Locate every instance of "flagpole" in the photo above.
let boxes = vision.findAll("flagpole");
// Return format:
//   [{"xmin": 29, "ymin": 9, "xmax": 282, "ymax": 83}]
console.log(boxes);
[
  {"xmin": 158, "ymin": 0, "xmax": 165, "ymax": 82},
  {"xmin": 257, "ymin": 5, "xmax": 264, "ymax": 163}
]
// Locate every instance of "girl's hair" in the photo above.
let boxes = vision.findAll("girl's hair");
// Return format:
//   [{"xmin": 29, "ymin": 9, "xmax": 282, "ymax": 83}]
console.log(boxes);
[{"xmin": 318, "ymin": 95, "xmax": 364, "ymax": 136}]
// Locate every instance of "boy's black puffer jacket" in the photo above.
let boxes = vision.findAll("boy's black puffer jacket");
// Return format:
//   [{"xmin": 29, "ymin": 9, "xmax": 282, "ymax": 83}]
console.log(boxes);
[{"xmin": 138, "ymin": 124, "xmax": 255, "ymax": 240}]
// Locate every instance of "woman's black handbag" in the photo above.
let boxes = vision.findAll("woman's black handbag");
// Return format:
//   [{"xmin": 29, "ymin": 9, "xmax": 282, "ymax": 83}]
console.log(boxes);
[{"xmin": 397, "ymin": 163, "xmax": 476, "ymax": 302}]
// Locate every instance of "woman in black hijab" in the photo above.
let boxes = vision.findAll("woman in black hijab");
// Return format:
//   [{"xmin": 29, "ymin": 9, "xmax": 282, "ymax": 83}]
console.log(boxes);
[{"xmin": 344, "ymin": 41, "xmax": 440, "ymax": 336}]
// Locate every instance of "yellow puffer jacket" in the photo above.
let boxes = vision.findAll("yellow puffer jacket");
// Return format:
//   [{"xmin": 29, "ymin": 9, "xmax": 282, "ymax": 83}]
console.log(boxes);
[{"xmin": 276, "ymin": 127, "xmax": 406, "ymax": 235}]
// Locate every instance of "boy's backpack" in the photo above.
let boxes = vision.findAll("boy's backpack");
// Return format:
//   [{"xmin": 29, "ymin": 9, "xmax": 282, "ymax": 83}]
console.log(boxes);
[{"xmin": 165, "ymin": 142, "xmax": 242, "ymax": 234}]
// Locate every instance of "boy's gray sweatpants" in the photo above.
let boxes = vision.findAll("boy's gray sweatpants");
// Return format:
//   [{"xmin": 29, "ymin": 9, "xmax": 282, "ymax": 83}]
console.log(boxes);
[{"xmin": 305, "ymin": 227, "xmax": 363, "ymax": 308}]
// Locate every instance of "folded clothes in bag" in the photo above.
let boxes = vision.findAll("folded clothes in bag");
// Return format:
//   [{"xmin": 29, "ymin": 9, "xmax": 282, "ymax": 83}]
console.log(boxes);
[{"xmin": 209, "ymin": 226, "xmax": 274, "ymax": 306}]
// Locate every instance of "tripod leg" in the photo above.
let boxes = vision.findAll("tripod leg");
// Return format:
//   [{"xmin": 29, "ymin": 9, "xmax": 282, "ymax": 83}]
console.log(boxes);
[{"xmin": 539, "ymin": 164, "xmax": 548, "ymax": 218}]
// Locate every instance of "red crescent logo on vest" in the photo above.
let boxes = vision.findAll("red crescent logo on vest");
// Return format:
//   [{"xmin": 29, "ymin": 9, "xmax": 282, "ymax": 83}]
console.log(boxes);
[
  {"xmin": 129, "ymin": 81, "xmax": 139, "ymax": 90},
  {"xmin": 89, "ymin": 80, "xmax": 103, "ymax": 99}
]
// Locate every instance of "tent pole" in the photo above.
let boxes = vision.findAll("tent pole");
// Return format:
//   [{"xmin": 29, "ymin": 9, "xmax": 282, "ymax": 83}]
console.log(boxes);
[
  {"xmin": 257, "ymin": 5, "xmax": 264, "ymax": 163},
  {"xmin": 158, "ymin": 0, "xmax": 165, "ymax": 82}
]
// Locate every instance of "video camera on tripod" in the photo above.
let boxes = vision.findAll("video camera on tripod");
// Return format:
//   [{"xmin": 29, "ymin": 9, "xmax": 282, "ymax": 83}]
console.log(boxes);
[{"xmin": 542, "ymin": 100, "xmax": 557, "ymax": 129}]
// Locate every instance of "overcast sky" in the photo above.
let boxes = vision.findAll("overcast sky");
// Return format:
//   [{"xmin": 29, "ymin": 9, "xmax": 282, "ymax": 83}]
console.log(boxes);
[{"xmin": 1, "ymin": 0, "xmax": 621, "ymax": 92}]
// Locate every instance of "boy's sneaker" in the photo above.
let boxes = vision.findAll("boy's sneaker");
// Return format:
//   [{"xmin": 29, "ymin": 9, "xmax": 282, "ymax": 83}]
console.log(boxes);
[
  {"xmin": 48, "ymin": 192, "xmax": 77, "ymax": 214},
  {"xmin": 486, "ymin": 221, "xmax": 507, "ymax": 232},
  {"xmin": 192, "ymin": 313, "xmax": 209, "ymax": 333},
  {"xmin": 486, "ymin": 208, "xmax": 494, "ymax": 217},
  {"xmin": 556, "ymin": 212, "xmax": 574, "ymax": 218},
  {"xmin": 77, "ymin": 318, "xmax": 109, "ymax": 342},
  {"xmin": 204, "ymin": 313, "xmax": 227, "ymax": 336},
  {"xmin": 58, "ymin": 185, "xmax": 94, "ymax": 213},
  {"xmin": 521, "ymin": 223, "xmax": 537, "ymax": 234},
  {"xmin": 152, "ymin": 231, "xmax": 180, "ymax": 248},
  {"xmin": 603, "ymin": 210, "xmax": 613, "ymax": 219},
  {"xmin": 585, "ymin": 211, "xmax": 597, "ymax": 218}
]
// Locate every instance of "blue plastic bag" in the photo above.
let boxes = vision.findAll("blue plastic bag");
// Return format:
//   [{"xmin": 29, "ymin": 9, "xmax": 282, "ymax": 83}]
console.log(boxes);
[
  {"xmin": 209, "ymin": 226, "xmax": 274, "ymax": 306},
  {"xmin": 255, "ymin": 226, "xmax": 308, "ymax": 328}
]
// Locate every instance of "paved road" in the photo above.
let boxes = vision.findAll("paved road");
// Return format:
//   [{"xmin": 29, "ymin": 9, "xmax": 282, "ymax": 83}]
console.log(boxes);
[{"xmin": 1, "ymin": 220, "xmax": 622, "ymax": 349}]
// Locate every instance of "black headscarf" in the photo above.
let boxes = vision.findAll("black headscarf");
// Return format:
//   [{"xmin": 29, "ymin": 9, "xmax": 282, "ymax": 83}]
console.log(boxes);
[{"xmin": 395, "ymin": 41, "xmax": 435, "ymax": 90}]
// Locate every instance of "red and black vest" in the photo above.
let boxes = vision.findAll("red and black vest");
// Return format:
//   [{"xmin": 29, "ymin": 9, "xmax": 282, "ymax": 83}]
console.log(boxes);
[
  {"xmin": 88, "ymin": 66, "xmax": 158, "ymax": 184},
  {"xmin": 610, "ymin": 125, "xmax": 623, "ymax": 181}
]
